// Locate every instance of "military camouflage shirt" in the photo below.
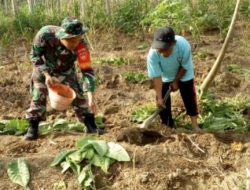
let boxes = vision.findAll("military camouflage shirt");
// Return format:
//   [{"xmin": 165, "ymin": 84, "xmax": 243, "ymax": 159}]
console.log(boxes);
[{"xmin": 30, "ymin": 25, "xmax": 95, "ymax": 91}]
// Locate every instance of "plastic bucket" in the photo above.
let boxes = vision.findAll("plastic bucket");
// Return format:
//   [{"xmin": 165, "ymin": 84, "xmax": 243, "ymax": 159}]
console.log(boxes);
[{"xmin": 48, "ymin": 83, "xmax": 76, "ymax": 111}]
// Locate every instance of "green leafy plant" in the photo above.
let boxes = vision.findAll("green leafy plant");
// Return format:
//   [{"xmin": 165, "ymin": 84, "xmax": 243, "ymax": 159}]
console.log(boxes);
[
  {"xmin": 0, "ymin": 117, "xmax": 105, "ymax": 136},
  {"xmin": 39, "ymin": 117, "xmax": 105, "ymax": 134},
  {"xmin": 239, "ymin": 0, "xmax": 250, "ymax": 19},
  {"xmin": 0, "ymin": 119, "xmax": 28, "ymax": 135},
  {"xmin": 174, "ymin": 93, "xmax": 250, "ymax": 132},
  {"xmin": 122, "ymin": 71, "xmax": 147, "ymax": 83},
  {"xmin": 51, "ymin": 136, "xmax": 130, "ymax": 190},
  {"xmin": 112, "ymin": 0, "xmax": 150, "ymax": 33},
  {"xmin": 93, "ymin": 57, "xmax": 131, "ymax": 66},
  {"xmin": 198, "ymin": 93, "xmax": 250, "ymax": 132},
  {"xmin": 227, "ymin": 64, "xmax": 250, "ymax": 77},
  {"xmin": 137, "ymin": 43, "xmax": 148, "ymax": 50},
  {"xmin": 38, "ymin": 119, "xmax": 86, "ymax": 135},
  {"xmin": 131, "ymin": 104, "xmax": 155, "ymax": 123},
  {"xmin": 94, "ymin": 114, "xmax": 105, "ymax": 129},
  {"xmin": 193, "ymin": 49, "xmax": 210, "ymax": 61},
  {"xmin": 141, "ymin": 1, "xmax": 191, "ymax": 34},
  {"xmin": 7, "ymin": 158, "xmax": 30, "ymax": 190},
  {"xmin": 141, "ymin": 0, "xmax": 236, "ymax": 39}
]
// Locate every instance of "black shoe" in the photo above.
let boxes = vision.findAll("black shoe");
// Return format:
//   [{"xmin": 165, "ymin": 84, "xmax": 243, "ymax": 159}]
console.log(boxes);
[
  {"xmin": 24, "ymin": 127, "xmax": 38, "ymax": 140},
  {"xmin": 24, "ymin": 120, "xmax": 39, "ymax": 140},
  {"xmin": 84, "ymin": 114, "xmax": 105, "ymax": 135},
  {"xmin": 162, "ymin": 118, "xmax": 174, "ymax": 128},
  {"xmin": 97, "ymin": 128, "xmax": 106, "ymax": 135}
]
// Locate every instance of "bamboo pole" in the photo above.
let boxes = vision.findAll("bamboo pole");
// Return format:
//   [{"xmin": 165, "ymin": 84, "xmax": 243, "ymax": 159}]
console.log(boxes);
[{"xmin": 200, "ymin": 0, "xmax": 241, "ymax": 97}]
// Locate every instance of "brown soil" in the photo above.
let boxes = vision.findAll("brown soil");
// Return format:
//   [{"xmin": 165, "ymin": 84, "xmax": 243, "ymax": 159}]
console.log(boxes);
[{"xmin": 0, "ymin": 24, "xmax": 250, "ymax": 189}]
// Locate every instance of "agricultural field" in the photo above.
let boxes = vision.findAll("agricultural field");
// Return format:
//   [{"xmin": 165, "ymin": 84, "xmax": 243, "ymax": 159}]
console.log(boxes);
[{"xmin": 0, "ymin": 0, "xmax": 250, "ymax": 189}]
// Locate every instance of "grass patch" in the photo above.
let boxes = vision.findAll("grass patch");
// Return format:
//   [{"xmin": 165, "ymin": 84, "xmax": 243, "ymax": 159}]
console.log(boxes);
[
  {"xmin": 122, "ymin": 71, "xmax": 147, "ymax": 83},
  {"xmin": 93, "ymin": 57, "xmax": 132, "ymax": 66}
]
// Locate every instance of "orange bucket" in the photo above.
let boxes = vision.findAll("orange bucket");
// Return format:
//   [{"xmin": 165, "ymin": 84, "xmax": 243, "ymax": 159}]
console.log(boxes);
[{"xmin": 48, "ymin": 83, "xmax": 76, "ymax": 111}]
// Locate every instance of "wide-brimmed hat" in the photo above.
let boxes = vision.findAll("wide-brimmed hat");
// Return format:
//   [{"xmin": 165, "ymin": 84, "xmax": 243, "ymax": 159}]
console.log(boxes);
[{"xmin": 56, "ymin": 17, "xmax": 88, "ymax": 39}]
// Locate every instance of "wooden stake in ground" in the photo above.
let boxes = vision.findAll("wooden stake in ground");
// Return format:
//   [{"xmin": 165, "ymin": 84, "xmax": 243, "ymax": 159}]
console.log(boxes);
[{"xmin": 200, "ymin": 0, "xmax": 241, "ymax": 97}]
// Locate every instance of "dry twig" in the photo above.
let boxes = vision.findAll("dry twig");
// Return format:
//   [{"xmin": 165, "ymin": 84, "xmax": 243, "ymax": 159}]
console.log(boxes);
[
  {"xmin": 186, "ymin": 136, "xmax": 205, "ymax": 154},
  {"xmin": 246, "ymin": 168, "xmax": 250, "ymax": 190},
  {"xmin": 182, "ymin": 157, "xmax": 201, "ymax": 163}
]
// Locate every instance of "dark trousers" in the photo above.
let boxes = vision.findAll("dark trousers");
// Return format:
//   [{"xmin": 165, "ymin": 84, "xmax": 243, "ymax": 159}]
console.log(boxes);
[{"xmin": 159, "ymin": 79, "xmax": 199, "ymax": 127}]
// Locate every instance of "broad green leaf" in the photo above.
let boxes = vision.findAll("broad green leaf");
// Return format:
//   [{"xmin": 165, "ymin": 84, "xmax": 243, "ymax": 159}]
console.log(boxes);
[
  {"xmin": 102, "ymin": 158, "xmax": 113, "ymax": 173},
  {"xmin": 53, "ymin": 119, "xmax": 69, "ymax": 129},
  {"xmin": 78, "ymin": 141, "xmax": 93, "ymax": 152},
  {"xmin": 5, "ymin": 120, "xmax": 28, "ymax": 135},
  {"xmin": 68, "ymin": 122, "xmax": 85, "ymax": 131},
  {"xmin": 15, "ymin": 120, "xmax": 28, "ymax": 133},
  {"xmin": 1, "ymin": 120, "xmax": 28, "ymax": 135},
  {"xmin": 84, "ymin": 177, "xmax": 94, "ymax": 188},
  {"xmin": 78, "ymin": 165, "xmax": 89, "ymax": 184},
  {"xmin": 91, "ymin": 155, "xmax": 112, "ymax": 173},
  {"xmin": 81, "ymin": 165, "xmax": 95, "ymax": 190},
  {"xmin": 60, "ymin": 161, "xmax": 71, "ymax": 174},
  {"xmin": 76, "ymin": 136, "xmax": 96, "ymax": 149},
  {"xmin": 0, "ymin": 123, "xmax": 5, "ymax": 131},
  {"xmin": 68, "ymin": 150, "xmax": 83, "ymax": 163},
  {"xmin": 89, "ymin": 140, "xmax": 108, "ymax": 156},
  {"xmin": 95, "ymin": 115, "xmax": 105, "ymax": 128},
  {"xmin": 85, "ymin": 149, "xmax": 95, "ymax": 160},
  {"xmin": 50, "ymin": 150, "xmax": 75, "ymax": 167},
  {"xmin": 53, "ymin": 119, "xmax": 68, "ymax": 126},
  {"xmin": 106, "ymin": 142, "xmax": 130, "ymax": 161},
  {"xmin": 80, "ymin": 151, "xmax": 88, "ymax": 160},
  {"xmin": 78, "ymin": 170, "xmax": 87, "ymax": 185},
  {"xmin": 68, "ymin": 159, "xmax": 81, "ymax": 175},
  {"xmin": 39, "ymin": 121, "xmax": 53, "ymax": 135},
  {"xmin": 7, "ymin": 158, "xmax": 30, "ymax": 188},
  {"xmin": 0, "ymin": 120, "xmax": 8, "ymax": 125},
  {"xmin": 0, "ymin": 129, "xmax": 16, "ymax": 135}
]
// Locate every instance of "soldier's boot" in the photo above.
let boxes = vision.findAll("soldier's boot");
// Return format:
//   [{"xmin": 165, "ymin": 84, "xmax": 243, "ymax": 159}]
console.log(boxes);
[
  {"xmin": 24, "ymin": 119, "xmax": 40, "ymax": 140},
  {"xmin": 84, "ymin": 114, "xmax": 105, "ymax": 135}
]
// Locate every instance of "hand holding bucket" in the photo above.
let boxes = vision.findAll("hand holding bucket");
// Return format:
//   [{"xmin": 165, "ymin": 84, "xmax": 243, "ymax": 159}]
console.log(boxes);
[
  {"xmin": 48, "ymin": 83, "xmax": 76, "ymax": 111},
  {"xmin": 44, "ymin": 72, "xmax": 76, "ymax": 111},
  {"xmin": 44, "ymin": 72, "xmax": 60, "ymax": 87}
]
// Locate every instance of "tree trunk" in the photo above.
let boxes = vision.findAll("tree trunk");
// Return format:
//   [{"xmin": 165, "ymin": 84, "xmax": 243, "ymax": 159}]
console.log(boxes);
[
  {"xmin": 105, "ymin": 0, "xmax": 111, "ymax": 15},
  {"xmin": 57, "ymin": 0, "xmax": 61, "ymax": 11},
  {"xmin": 200, "ymin": 0, "xmax": 241, "ymax": 97},
  {"xmin": 27, "ymin": 0, "xmax": 33, "ymax": 14},
  {"xmin": 3, "ymin": 0, "xmax": 8, "ymax": 14},
  {"xmin": 11, "ymin": 0, "xmax": 17, "ymax": 16}
]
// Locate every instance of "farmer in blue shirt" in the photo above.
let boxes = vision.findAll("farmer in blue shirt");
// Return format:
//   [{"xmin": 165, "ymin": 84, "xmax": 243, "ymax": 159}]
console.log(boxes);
[{"xmin": 147, "ymin": 26, "xmax": 201, "ymax": 132}]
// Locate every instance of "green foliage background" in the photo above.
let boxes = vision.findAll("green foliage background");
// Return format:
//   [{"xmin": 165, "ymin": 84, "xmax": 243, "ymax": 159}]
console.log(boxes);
[{"xmin": 0, "ymin": 0, "xmax": 250, "ymax": 45}]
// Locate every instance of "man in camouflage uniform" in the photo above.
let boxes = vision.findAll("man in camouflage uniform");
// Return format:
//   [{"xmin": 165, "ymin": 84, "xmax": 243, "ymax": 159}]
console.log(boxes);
[{"xmin": 25, "ymin": 17, "xmax": 103, "ymax": 140}]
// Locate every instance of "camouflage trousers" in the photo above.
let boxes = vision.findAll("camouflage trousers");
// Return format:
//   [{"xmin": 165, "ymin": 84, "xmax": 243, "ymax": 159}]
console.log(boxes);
[{"xmin": 26, "ymin": 68, "xmax": 89, "ymax": 122}]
